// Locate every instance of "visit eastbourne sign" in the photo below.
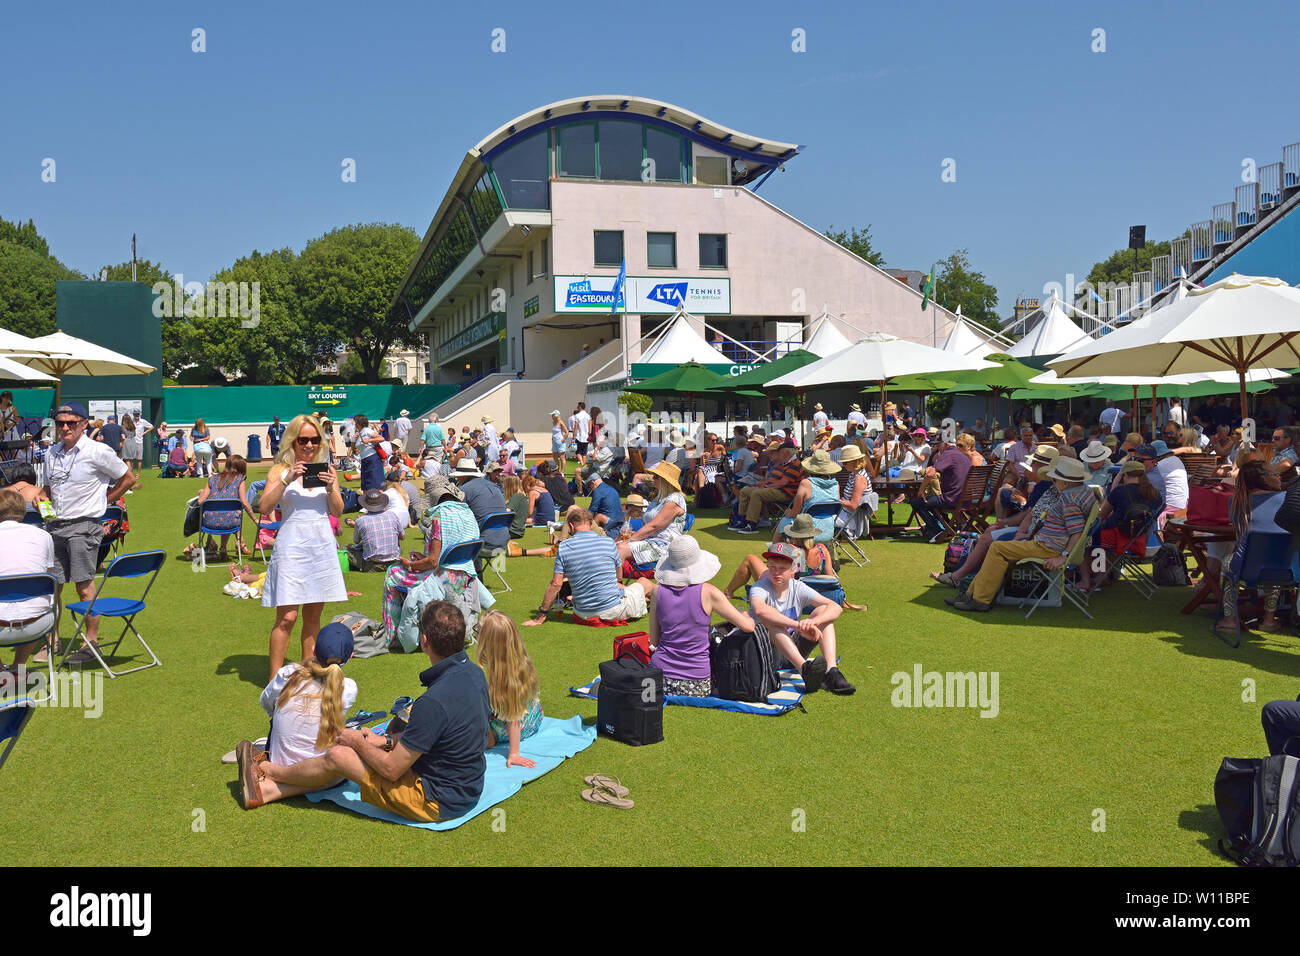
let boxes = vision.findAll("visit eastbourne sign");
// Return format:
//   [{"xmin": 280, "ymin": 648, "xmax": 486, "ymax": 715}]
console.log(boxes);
[{"xmin": 553, "ymin": 275, "xmax": 731, "ymax": 314}]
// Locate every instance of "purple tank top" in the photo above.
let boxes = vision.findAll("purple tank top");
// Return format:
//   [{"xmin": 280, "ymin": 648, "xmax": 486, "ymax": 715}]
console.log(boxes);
[{"xmin": 651, "ymin": 584, "xmax": 711, "ymax": 681}]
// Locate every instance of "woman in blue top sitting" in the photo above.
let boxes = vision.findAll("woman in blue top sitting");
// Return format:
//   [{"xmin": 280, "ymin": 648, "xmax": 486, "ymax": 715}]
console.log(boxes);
[{"xmin": 774, "ymin": 450, "xmax": 841, "ymax": 544}]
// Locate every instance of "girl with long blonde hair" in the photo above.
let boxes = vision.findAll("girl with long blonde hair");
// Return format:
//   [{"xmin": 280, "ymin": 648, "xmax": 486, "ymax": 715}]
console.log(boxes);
[
  {"xmin": 259, "ymin": 414, "xmax": 346, "ymax": 675},
  {"xmin": 477, "ymin": 610, "xmax": 542, "ymax": 769},
  {"xmin": 236, "ymin": 621, "xmax": 358, "ymax": 810}
]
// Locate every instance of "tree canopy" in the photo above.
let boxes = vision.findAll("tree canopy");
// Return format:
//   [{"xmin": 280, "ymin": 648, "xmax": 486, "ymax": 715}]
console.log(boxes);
[
  {"xmin": 824, "ymin": 224, "xmax": 886, "ymax": 266},
  {"xmin": 934, "ymin": 248, "xmax": 999, "ymax": 328},
  {"xmin": 0, "ymin": 216, "xmax": 84, "ymax": 337}
]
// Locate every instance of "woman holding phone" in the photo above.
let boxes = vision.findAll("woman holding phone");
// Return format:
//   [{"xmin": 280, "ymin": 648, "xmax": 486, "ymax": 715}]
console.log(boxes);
[{"xmin": 259, "ymin": 414, "xmax": 346, "ymax": 676}]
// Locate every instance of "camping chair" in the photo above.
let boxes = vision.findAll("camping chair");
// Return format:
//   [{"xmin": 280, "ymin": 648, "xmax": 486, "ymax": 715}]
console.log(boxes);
[
  {"xmin": 1105, "ymin": 508, "xmax": 1163, "ymax": 600},
  {"xmin": 931, "ymin": 465, "xmax": 993, "ymax": 537},
  {"xmin": 61, "ymin": 549, "xmax": 165, "ymax": 679},
  {"xmin": 830, "ymin": 500, "xmax": 874, "ymax": 567},
  {"xmin": 438, "ymin": 538, "xmax": 484, "ymax": 573},
  {"xmin": 98, "ymin": 505, "xmax": 128, "ymax": 569},
  {"xmin": 979, "ymin": 462, "xmax": 1008, "ymax": 520},
  {"xmin": 1011, "ymin": 499, "xmax": 1103, "ymax": 620},
  {"xmin": 1215, "ymin": 530, "xmax": 1300, "ymax": 649},
  {"xmin": 198, "ymin": 499, "xmax": 244, "ymax": 560},
  {"xmin": 0, "ymin": 573, "xmax": 58, "ymax": 703},
  {"xmin": 477, "ymin": 511, "xmax": 514, "ymax": 592},
  {"xmin": 0, "ymin": 695, "xmax": 35, "ymax": 772}
]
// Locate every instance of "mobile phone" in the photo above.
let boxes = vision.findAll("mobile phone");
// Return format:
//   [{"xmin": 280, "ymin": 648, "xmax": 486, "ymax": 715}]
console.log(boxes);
[{"xmin": 302, "ymin": 462, "xmax": 327, "ymax": 488}]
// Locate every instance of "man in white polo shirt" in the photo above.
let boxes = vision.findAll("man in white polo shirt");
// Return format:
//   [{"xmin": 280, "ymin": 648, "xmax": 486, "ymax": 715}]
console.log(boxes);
[
  {"xmin": 392, "ymin": 409, "xmax": 413, "ymax": 451},
  {"xmin": 38, "ymin": 402, "xmax": 136, "ymax": 664}
]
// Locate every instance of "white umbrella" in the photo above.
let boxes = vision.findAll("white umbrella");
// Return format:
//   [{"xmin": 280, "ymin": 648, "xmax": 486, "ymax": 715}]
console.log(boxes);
[
  {"xmin": 0, "ymin": 327, "xmax": 70, "ymax": 356},
  {"xmin": 1049, "ymin": 274, "xmax": 1300, "ymax": 417},
  {"xmin": 0, "ymin": 356, "xmax": 57, "ymax": 382},
  {"xmin": 0, "ymin": 330, "xmax": 155, "ymax": 406}
]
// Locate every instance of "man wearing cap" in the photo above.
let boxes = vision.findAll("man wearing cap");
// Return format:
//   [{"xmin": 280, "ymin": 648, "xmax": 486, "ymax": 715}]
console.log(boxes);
[
  {"xmin": 731, "ymin": 441, "xmax": 802, "ymax": 534},
  {"xmin": 910, "ymin": 433, "xmax": 972, "ymax": 543},
  {"xmin": 749, "ymin": 541, "xmax": 854, "ymax": 695},
  {"xmin": 247, "ymin": 601, "xmax": 490, "ymax": 822},
  {"xmin": 847, "ymin": 403, "xmax": 867, "ymax": 430},
  {"xmin": 452, "ymin": 458, "xmax": 509, "ymax": 553},
  {"xmin": 524, "ymin": 507, "xmax": 650, "ymax": 627},
  {"xmin": 39, "ymin": 402, "xmax": 136, "ymax": 664},
  {"xmin": 1133, "ymin": 441, "xmax": 1188, "ymax": 529},
  {"xmin": 267, "ymin": 415, "xmax": 286, "ymax": 458},
  {"xmin": 952, "ymin": 457, "xmax": 1096, "ymax": 612},
  {"xmin": 1080, "ymin": 441, "xmax": 1114, "ymax": 491},
  {"xmin": 347, "ymin": 489, "xmax": 404, "ymax": 571},
  {"xmin": 812, "ymin": 403, "xmax": 829, "ymax": 431},
  {"xmin": 996, "ymin": 444, "xmax": 1058, "ymax": 521},
  {"xmin": 583, "ymin": 466, "xmax": 624, "ymax": 538}
]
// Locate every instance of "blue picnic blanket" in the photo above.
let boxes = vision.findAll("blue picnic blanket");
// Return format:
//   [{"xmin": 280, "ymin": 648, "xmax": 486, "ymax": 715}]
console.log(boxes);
[
  {"xmin": 569, "ymin": 667, "xmax": 806, "ymax": 716},
  {"xmin": 305, "ymin": 714, "xmax": 596, "ymax": 829}
]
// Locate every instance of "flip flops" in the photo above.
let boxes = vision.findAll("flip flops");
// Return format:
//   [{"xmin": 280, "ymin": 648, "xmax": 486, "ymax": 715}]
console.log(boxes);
[{"xmin": 581, "ymin": 773, "xmax": 633, "ymax": 809}]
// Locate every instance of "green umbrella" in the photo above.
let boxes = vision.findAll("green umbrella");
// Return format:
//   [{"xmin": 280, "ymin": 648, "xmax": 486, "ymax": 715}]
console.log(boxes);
[
  {"xmin": 1164, "ymin": 379, "xmax": 1277, "ymax": 399},
  {"xmin": 625, "ymin": 361, "xmax": 731, "ymax": 397},
  {"xmin": 725, "ymin": 349, "xmax": 823, "ymax": 389},
  {"xmin": 940, "ymin": 354, "xmax": 1067, "ymax": 430}
]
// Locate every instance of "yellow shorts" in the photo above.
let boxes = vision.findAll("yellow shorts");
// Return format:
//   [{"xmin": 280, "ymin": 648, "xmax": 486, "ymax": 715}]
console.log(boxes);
[{"xmin": 358, "ymin": 767, "xmax": 441, "ymax": 823}]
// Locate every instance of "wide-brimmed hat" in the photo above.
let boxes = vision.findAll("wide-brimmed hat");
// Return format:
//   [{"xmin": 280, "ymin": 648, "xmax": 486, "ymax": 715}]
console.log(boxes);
[
  {"xmin": 850, "ymin": 403, "xmax": 862, "ymax": 412},
  {"xmin": 1102, "ymin": 435, "xmax": 1118, "ymax": 448},
  {"xmin": 1133, "ymin": 443, "xmax": 1157, "ymax": 460},
  {"xmin": 362, "ymin": 489, "xmax": 388, "ymax": 513},
  {"xmin": 654, "ymin": 536, "xmax": 720, "ymax": 587},
  {"xmin": 801, "ymin": 449, "xmax": 841, "ymax": 475},
  {"xmin": 817, "ymin": 426, "xmax": 833, "ymax": 436},
  {"xmin": 814, "ymin": 403, "xmax": 824, "ymax": 411},
  {"xmin": 746, "ymin": 435, "xmax": 764, "ymax": 447},
  {"xmin": 647, "ymin": 460, "xmax": 682, "ymax": 492},
  {"xmin": 481, "ymin": 415, "xmax": 493, "ymax": 424},
  {"xmin": 838, "ymin": 445, "xmax": 865, "ymax": 465},
  {"xmin": 784, "ymin": 514, "xmax": 818, "ymax": 539},
  {"xmin": 1080, "ymin": 440, "xmax": 1110, "ymax": 464},
  {"xmin": 911, "ymin": 427, "xmax": 927, "ymax": 438},
  {"xmin": 766, "ymin": 440, "xmax": 782, "ymax": 451},
  {"xmin": 485, "ymin": 461, "xmax": 502, "ymax": 473},
  {"xmin": 452, "ymin": 459, "xmax": 482, "ymax": 478},
  {"xmin": 624, "ymin": 493, "xmax": 648, "ymax": 508},
  {"xmin": 1118, "ymin": 460, "xmax": 1146, "ymax": 477},
  {"xmin": 1150, "ymin": 440, "xmax": 1172, "ymax": 457},
  {"xmin": 1026, "ymin": 444, "xmax": 1060, "ymax": 468},
  {"xmin": 399, "ymin": 409, "xmax": 409, "ymax": 417},
  {"xmin": 667, "ymin": 430, "xmax": 686, "ymax": 448},
  {"xmin": 1048, "ymin": 423, "xmax": 1066, "ymax": 439},
  {"xmin": 1044, "ymin": 457, "xmax": 1086, "ymax": 482}
]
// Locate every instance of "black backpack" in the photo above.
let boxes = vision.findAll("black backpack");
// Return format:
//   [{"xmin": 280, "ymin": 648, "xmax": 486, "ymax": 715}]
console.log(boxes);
[
  {"xmin": 596, "ymin": 654, "xmax": 663, "ymax": 746},
  {"xmin": 709, "ymin": 623, "xmax": 782, "ymax": 703},
  {"xmin": 1117, "ymin": 500, "xmax": 1151, "ymax": 539},
  {"xmin": 697, "ymin": 482, "xmax": 723, "ymax": 509},
  {"xmin": 1216, "ymin": 752, "xmax": 1300, "ymax": 866},
  {"xmin": 1152, "ymin": 542, "xmax": 1189, "ymax": 587}
]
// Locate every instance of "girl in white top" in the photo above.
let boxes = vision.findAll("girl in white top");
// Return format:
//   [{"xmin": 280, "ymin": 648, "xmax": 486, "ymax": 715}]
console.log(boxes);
[
  {"xmin": 259, "ymin": 622, "xmax": 358, "ymax": 766},
  {"xmin": 259, "ymin": 415, "xmax": 346, "ymax": 674}
]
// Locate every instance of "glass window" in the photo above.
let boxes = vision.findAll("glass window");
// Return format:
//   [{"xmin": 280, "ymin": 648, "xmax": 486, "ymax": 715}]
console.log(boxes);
[
  {"xmin": 558, "ymin": 123, "xmax": 596, "ymax": 177},
  {"xmin": 695, "ymin": 155, "xmax": 728, "ymax": 186},
  {"xmin": 594, "ymin": 231, "xmax": 624, "ymax": 267},
  {"xmin": 598, "ymin": 120, "xmax": 643, "ymax": 181},
  {"xmin": 646, "ymin": 128, "xmax": 682, "ymax": 182},
  {"xmin": 648, "ymin": 232, "xmax": 676, "ymax": 268},
  {"xmin": 699, "ymin": 234, "xmax": 727, "ymax": 268},
  {"xmin": 488, "ymin": 131, "xmax": 550, "ymax": 209},
  {"xmin": 467, "ymin": 172, "xmax": 504, "ymax": 232}
]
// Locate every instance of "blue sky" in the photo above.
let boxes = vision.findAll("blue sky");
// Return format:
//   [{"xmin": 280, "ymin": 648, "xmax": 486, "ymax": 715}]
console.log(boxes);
[{"xmin": 3, "ymin": 0, "xmax": 1298, "ymax": 316}]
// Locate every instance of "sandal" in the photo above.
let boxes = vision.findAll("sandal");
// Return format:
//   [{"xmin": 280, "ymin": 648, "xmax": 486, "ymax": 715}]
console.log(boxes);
[
  {"xmin": 239, "ymin": 541, "xmax": 252, "ymax": 556},
  {"xmin": 581, "ymin": 787, "xmax": 634, "ymax": 810},
  {"xmin": 583, "ymin": 773, "xmax": 630, "ymax": 798},
  {"xmin": 930, "ymin": 571, "xmax": 960, "ymax": 588}
]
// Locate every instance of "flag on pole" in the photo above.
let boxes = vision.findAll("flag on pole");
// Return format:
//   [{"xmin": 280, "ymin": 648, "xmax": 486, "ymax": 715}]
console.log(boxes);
[
  {"xmin": 921, "ymin": 264, "xmax": 935, "ymax": 311},
  {"xmin": 611, "ymin": 258, "xmax": 627, "ymax": 313}
]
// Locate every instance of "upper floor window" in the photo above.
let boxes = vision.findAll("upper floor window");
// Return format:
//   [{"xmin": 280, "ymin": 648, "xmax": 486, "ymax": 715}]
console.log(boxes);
[
  {"xmin": 699, "ymin": 233, "xmax": 728, "ymax": 268},
  {"xmin": 594, "ymin": 231, "xmax": 624, "ymax": 268},
  {"xmin": 648, "ymin": 232, "xmax": 676, "ymax": 268}
]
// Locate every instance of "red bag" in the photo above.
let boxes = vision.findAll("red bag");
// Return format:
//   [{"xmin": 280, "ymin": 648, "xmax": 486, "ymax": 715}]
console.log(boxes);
[
  {"xmin": 1187, "ymin": 483, "xmax": 1232, "ymax": 526},
  {"xmin": 613, "ymin": 631, "xmax": 651, "ymax": 664}
]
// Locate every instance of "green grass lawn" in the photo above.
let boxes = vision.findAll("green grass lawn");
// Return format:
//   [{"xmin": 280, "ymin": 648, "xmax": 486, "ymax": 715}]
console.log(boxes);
[{"xmin": 4, "ymin": 464, "xmax": 1294, "ymax": 866}]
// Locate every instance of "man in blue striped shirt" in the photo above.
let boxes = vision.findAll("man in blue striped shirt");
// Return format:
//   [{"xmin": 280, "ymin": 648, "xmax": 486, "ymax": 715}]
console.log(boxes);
[
  {"xmin": 523, "ymin": 507, "xmax": 654, "ymax": 626},
  {"xmin": 348, "ymin": 489, "xmax": 404, "ymax": 571}
]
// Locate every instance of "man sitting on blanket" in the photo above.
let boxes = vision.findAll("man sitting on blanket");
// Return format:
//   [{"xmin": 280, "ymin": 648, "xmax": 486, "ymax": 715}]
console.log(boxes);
[
  {"xmin": 243, "ymin": 601, "xmax": 490, "ymax": 823},
  {"xmin": 747, "ymin": 542, "xmax": 854, "ymax": 696},
  {"xmin": 524, "ymin": 507, "xmax": 655, "ymax": 627}
]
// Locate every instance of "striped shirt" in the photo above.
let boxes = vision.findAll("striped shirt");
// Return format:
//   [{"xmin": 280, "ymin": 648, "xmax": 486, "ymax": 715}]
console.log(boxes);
[
  {"xmin": 429, "ymin": 501, "xmax": 481, "ymax": 573},
  {"xmin": 553, "ymin": 530, "xmax": 623, "ymax": 617},
  {"xmin": 767, "ymin": 460, "xmax": 803, "ymax": 498},
  {"xmin": 352, "ymin": 509, "xmax": 404, "ymax": 562},
  {"xmin": 1035, "ymin": 484, "xmax": 1094, "ymax": 554}
]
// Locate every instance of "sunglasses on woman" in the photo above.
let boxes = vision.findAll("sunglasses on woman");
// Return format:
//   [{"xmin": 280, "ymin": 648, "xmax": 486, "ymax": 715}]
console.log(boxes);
[{"xmin": 296, "ymin": 436, "xmax": 321, "ymax": 446}]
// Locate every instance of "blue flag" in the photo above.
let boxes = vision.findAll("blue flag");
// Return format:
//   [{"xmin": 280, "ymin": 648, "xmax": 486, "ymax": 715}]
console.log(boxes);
[{"xmin": 611, "ymin": 259, "xmax": 626, "ymax": 313}]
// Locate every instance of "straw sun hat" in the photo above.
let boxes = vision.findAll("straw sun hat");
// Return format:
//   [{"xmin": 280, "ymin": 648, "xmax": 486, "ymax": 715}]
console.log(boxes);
[
  {"xmin": 800, "ymin": 449, "xmax": 842, "ymax": 475},
  {"xmin": 647, "ymin": 460, "xmax": 683, "ymax": 492}
]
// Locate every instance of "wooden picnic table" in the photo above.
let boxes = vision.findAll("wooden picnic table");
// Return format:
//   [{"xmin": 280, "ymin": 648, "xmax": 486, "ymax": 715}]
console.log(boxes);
[
  {"xmin": 1164, "ymin": 516, "xmax": 1236, "ymax": 614},
  {"xmin": 873, "ymin": 476, "xmax": 923, "ymax": 534}
]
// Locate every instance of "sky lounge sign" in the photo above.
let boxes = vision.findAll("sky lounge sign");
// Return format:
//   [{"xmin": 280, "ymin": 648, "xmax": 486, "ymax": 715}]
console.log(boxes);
[{"xmin": 554, "ymin": 275, "xmax": 731, "ymax": 314}]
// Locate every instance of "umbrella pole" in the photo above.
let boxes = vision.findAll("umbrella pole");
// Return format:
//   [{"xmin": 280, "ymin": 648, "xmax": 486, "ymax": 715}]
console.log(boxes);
[
  {"xmin": 1150, "ymin": 385, "xmax": 1158, "ymax": 439},
  {"xmin": 1239, "ymin": 370, "xmax": 1248, "ymax": 428},
  {"xmin": 1131, "ymin": 386, "xmax": 1139, "ymax": 438}
]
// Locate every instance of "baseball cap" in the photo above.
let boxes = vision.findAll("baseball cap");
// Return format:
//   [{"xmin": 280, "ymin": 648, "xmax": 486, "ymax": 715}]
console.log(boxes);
[
  {"xmin": 55, "ymin": 402, "xmax": 88, "ymax": 420},
  {"xmin": 1133, "ymin": 444, "xmax": 1157, "ymax": 460},
  {"xmin": 313, "ymin": 622, "xmax": 354, "ymax": 666},
  {"xmin": 763, "ymin": 542, "xmax": 800, "ymax": 563}
]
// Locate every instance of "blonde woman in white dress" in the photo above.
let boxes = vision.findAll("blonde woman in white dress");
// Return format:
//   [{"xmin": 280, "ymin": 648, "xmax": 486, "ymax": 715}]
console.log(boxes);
[{"xmin": 259, "ymin": 414, "xmax": 345, "ymax": 675}]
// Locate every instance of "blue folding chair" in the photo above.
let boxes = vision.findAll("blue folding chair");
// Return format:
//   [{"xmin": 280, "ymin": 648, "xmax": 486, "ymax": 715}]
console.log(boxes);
[
  {"xmin": 63, "ymin": 549, "xmax": 165, "ymax": 678},
  {"xmin": 0, "ymin": 695, "xmax": 35, "ymax": 772},
  {"xmin": 628, "ymin": 518, "xmax": 644, "ymax": 533},
  {"xmin": 438, "ymin": 538, "xmax": 483, "ymax": 573},
  {"xmin": 683, "ymin": 512, "xmax": 696, "ymax": 532},
  {"xmin": 99, "ymin": 505, "xmax": 127, "ymax": 568},
  {"xmin": 198, "ymin": 499, "xmax": 245, "ymax": 555},
  {"xmin": 1216, "ymin": 531, "xmax": 1300, "ymax": 649},
  {"xmin": 0, "ymin": 573, "xmax": 58, "ymax": 703},
  {"xmin": 21, "ymin": 509, "xmax": 44, "ymax": 527},
  {"xmin": 477, "ymin": 512, "xmax": 514, "ymax": 592}
]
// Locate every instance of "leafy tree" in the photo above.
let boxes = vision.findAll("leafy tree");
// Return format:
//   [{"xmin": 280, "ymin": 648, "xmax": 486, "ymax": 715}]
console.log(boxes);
[
  {"xmin": 338, "ymin": 352, "xmax": 364, "ymax": 381},
  {"xmin": 1085, "ymin": 238, "xmax": 1175, "ymax": 289},
  {"xmin": 0, "ymin": 217, "xmax": 50, "ymax": 257},
  {"xmin": 295, "ymin": 223, "xmax": 420, "ymax": 384},
  {"xmin": 933, "ymin": 248, "xmax": 999, "ymax": 329},
  {"xmin": 98, "ymin": 259, "xmax": 171, "ymax": 286},
  {"xmin": 824, "ymin": 224, "xmax": 885, "ymax": 266},
  {"xmin": 0, "ymin": 240, "xmax": 83, "ymax": 337}
]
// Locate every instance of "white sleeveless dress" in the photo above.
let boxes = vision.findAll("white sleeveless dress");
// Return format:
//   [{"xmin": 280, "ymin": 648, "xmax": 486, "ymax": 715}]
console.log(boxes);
[{"xmin": 261, "ymin": 480, "xmax": 347, "ymax": 607}]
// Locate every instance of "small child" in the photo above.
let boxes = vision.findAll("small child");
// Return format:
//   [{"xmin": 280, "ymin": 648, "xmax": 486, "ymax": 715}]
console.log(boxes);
[{"xmin": 476, "ymin": 610, "xmax": 542, "ymax": 769}]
